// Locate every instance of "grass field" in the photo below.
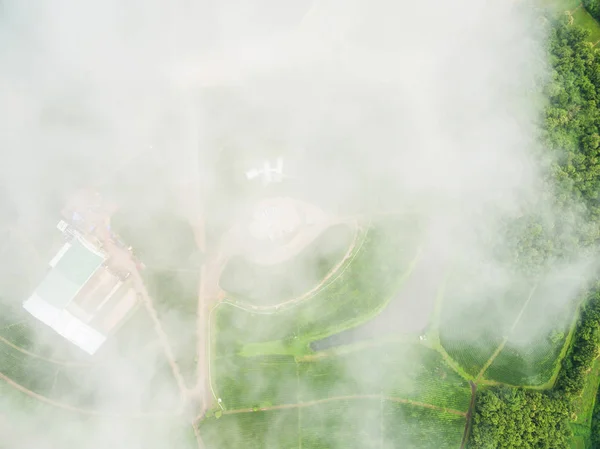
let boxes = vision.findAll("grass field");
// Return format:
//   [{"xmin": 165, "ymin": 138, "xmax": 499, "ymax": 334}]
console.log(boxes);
[
  {"xmin": 214, "ymin": 355, "xmax": 299, "ymax": 410},
  {"xmin": 569, "ymin": 357, "xmax": 600, "ymax": 445},
  {"xmin": 0, "ymin": 340, "xmax": 92, "ymax": 404},
  {"xmin": 484, "ymin": 278, "xmax": 581, "ymax": 386},
  {"xmin": 541, "ymin": 0, "xmax": 600, "ymax": 44},
  {"xmin": 382, "ymin": 402, "xmax": 465, "ymax": 449},
  {"xmin": 215, "ymin": 218, "xmax": 423, "ymax": 355},
  {"xmin": 220, "ymin": 224, "xmax": 356, "ymax": 307},
  {"xmin": 572, "ymin": 7, "xmax": 600, "ymax": 42},
  {"xmin": 200, "ymin": 409, "xmax": 300, "ymax": 448},
  {"xmin": 439, "ymin": 276, "xmax": 534, "ymax": 378},
  {"xmin": 199, "ymin": 399, "xmax": 465, "ymax": 449},
  {"xmin": 297, "ymin": 343, "xmax": 471, "ymax": 412}
]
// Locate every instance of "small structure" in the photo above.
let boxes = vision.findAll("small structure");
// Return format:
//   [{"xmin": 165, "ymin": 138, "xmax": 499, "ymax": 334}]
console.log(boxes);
[
  {"xmin": 248, "ymin": 198, "xmax": 302, "ymax": 243},
  {"xmin": 245, "ymin": 157, "xmax": 284, "ymax": 185},
  {"xmin": 22, "ymin": 220, "xmax": 138, "ymax": 355}
]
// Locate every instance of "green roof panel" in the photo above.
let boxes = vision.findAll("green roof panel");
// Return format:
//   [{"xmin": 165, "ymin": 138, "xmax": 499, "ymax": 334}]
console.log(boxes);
[{"xmin": 36, "ymin": 239, "xmax": 104, "ymax": 308}]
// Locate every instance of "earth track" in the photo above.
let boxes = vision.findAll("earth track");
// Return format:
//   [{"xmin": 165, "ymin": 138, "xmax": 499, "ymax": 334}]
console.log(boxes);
[
  {"xmin": 221, "ymin": 394, "xmax": 467, "ymax": 417},
  {"xmin": 222, "ymin": 219, "xmax": 365, "ymax": 313},
  {"xmin": 460, "ymin": 381, "xmax": 477, "ymax": 449},
  {"xmin": 0, "ymin": 334, "xmax": 92, "ymax": 367},
  {"xmin": 0, "ymin": 371, "xmax": 178, "ymax": 418}
]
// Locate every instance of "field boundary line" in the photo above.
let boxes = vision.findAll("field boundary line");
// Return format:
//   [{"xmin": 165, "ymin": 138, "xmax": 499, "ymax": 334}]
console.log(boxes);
[
  {"xmin": 460, "ymin": 381, "xmax": 477, "ymax": 449},
  {"xmin": 429, "ymin": 270, "xmax": 450, "ymax": 335},
  {"xmin": 476, "ymin": 284, "xmax": 538, "ymax": 381},
  {"xmin": 0, "ymin": 371, "xmax": 179, "ymax": 418},
  {"xmin": 0, "ymin": 334, "xmax": 92, "ymax": 367},
  {"xmin": 221, "ymin": 394, "xmax": 467, "ymax": 417},
  {"xmin": 139, "ymin": 289, "xmax": 189, "ymax": 402},
  {"xmin": 430, "ymin": 341, "xmax": 474, "ymax": 382},
  {"xmin": 223, "ymin": 220, "xmax": 368, "ymax": 314}
]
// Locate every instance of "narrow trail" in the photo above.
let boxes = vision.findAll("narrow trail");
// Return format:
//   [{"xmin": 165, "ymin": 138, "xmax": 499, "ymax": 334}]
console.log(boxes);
[
  {"xmin": 476, "ymin": 284, "xmax": 538, "ymax": 381},
  {"xmin": 132, "ymin": 272, "xmax": 189, "ymax": 404},
  {"xmin": 0, "ymin": 371, "xmax": 179, "ymax": 418},
  {"xmin": 222, "ymin": 394, "xmax": 467, "ymax": 417},
  {"xmin": 460, "ymin": 381, "xmax": 477, "ymax": 449},
  {"xmin": 97, "ymin": 227, "xmax": 190, "ymax": 406},
  {"xmin": 0, "ymin": 334, "xmax": 92, "ymax": 367}
]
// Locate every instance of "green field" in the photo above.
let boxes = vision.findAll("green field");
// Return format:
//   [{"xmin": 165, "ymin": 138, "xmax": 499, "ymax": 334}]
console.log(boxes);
[
  {"xmin": 214, "ymin": 355, "xmax": 299, "ymax": 410},
  {"xmin": 220, "ymin": 224, "xmax": 356, "ymax": 306},
  {"xmin": 572, "ymin": 7, "xmax": 600, "ymax": 42},
  {"xmin": 215, "ymin": 218, "xmax": 423, "ymax": 355},
  {"xmin": 199, "ymin": 399, "xmax": 465, "ymax": 449},
  {"xmin": 570, "ymin": 357, "xmax": 600, "ymax": 441},
  {"xmin": 439, "ymin": 275, "xmax": 534, "ymax": 378},
  {"xmin": 200, "ymin": 409, "xmax": 300, "ymax": 448},
  {"xmin": 297, "ymin": 343, "xmax": 471, "ymax": 412},
  {"xmin": 204, "ymin": 216, "xmax": 471, "ymax": 448},
  {"xmin": 541, "ymin": 0, "xmax": 600, "ymax": 43},
  {"xmin": 484, "ymin": 278, "xmax": 580, "ymax": 386}
]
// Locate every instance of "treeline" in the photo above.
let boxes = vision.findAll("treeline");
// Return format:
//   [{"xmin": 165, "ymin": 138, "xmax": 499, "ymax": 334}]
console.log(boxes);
[
  {"xmin": 469, "ymin": 284, "xmax": 600, "ymax": 448},
  {"xmin": 544, "ymin": 21, "xmax": 600, "ymax": 215},
  {"xmin": 500, "ymin": 19, "xmax": 600, "ymax": 275},
  {"xmin": 584, "ymin": 0, "xmax": 600, "ymax": 22},
  {"xmin": 470, "ymin": 19, "xmax": 600, "ymax": 449},
  {"xmin": 555, "ymin": 288, "xmax": 600, "ymax": 395},
  {"xmin": 469, "ymin": 388, "xmax": 571, "ymax": 448}
]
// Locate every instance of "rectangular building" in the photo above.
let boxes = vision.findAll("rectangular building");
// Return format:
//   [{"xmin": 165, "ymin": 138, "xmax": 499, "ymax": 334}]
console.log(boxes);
[{"xmin": 23, "ymin": 222, "xmax": 138, "ymax": 355}]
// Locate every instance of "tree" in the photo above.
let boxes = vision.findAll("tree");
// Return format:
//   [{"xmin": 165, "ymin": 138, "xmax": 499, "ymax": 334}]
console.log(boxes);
[
  {"xmin": 470, "ymin": 388, "xmax": 572, "ymax": 448},
  {"xmin": 584, "ymin": 0, "xmax": 600, "ymax": 22}
]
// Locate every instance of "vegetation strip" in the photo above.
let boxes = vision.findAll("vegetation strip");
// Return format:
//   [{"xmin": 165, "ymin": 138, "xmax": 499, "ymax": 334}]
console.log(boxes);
[{"xmin": 221, "ymin": 394, "xmax": 467, "ymax": 417}]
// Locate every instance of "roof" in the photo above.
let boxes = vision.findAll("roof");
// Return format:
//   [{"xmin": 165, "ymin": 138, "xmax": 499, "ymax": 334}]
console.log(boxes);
[
  {"xmin": 35, "ymin": 238, "xmax": 105, "ymax": 308},
  {"xmin": 23, "ymin": 294, "xmax": 107, "ymax": 355},
  {"xmin": 22, "ymin": 235, "xmax": 108, "ymax": 355}
]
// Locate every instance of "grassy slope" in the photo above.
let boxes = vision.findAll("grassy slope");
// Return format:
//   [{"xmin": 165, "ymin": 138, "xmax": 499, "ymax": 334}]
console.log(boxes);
[
  {"xmin": 483, "ymin": 278, "xmax": 581, "ymax": 386},
  {"xmin": 206, "ymin": 218, "xmax": 469, "ymax": 448},
  {"xmin": 199, "ymin": 400, "xmax": 464, "ymax": 449}
]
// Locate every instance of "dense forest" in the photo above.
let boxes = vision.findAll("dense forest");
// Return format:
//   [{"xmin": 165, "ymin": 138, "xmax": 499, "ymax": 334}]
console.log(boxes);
[
  {"xmin": 507, "ymin": 19, "xmax": 600, "ymax": 275},
  {"xmin": 470, "ymin": 388, "xmax": 571, "ymax": 448},
  {"xmin": 555, "ymin": 288, "xmax": 600, "ymax": 396},
  {"xmin": 584, "ymin": 0, "xmax": 600, "ymax": 21},
  {"xmin": 470, "ymin": 17, "xmax": 600, "ymax": 449}
]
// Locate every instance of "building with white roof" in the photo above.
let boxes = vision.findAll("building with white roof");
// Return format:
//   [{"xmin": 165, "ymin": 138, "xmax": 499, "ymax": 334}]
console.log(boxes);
[{"xmin": 22, "ymin": 221, "xmax": 138, "ymax": 355}]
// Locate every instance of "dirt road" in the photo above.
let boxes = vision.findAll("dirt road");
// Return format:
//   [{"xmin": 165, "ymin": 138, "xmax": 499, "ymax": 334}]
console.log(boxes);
[
  {"xmin": 97, "ymin": 226, "xmax": 189, "ymax": 406},
  {"xmin": 0, "ymin": 371, "xmax": 176, "ymax": 418},
  {"xmin": 222, "ymin": 393, "xmax": 467, "ymax": 417}
]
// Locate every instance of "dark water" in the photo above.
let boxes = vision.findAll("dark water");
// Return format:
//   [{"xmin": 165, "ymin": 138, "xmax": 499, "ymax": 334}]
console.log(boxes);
[{"xmin": 310, "ymin": 242, "xmax": 448, "ymax": 352}]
